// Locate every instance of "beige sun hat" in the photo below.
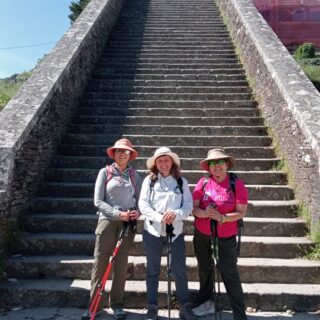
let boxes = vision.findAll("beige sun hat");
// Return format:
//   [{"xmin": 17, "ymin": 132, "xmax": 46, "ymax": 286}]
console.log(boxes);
[
  {"xmin": 147, "ymin": 147, "xmax": 180, "ymax": 169},
  {"xmin": 200, "ymin": 148, "xmax": 235, "ymax": 171},
  {"xmin": 106, "ymin": 138, "xmax": 139, "ymax": 161}
]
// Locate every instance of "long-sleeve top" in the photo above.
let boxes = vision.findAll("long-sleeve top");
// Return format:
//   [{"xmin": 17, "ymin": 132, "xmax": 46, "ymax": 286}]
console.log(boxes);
[
  {"xmin": 138, "ymin": 173, "xmax": 193, "ymax": 240},
  {"xmin": 94, "ymin": 163, "xmax": 142, "ymax": 221}
]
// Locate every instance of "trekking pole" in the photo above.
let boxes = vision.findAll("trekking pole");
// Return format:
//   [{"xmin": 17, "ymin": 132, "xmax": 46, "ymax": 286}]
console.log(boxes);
[
  {"xmin": 210, "ymin": 213, "xmax": 223, "ymax": 320},
  {"xmin": 81, "ymin": 222, "xmax": 130, "ymax": 320},
  {"xmin": 166, "ymin": 223, "xmax": 175, "ymax": 320}
]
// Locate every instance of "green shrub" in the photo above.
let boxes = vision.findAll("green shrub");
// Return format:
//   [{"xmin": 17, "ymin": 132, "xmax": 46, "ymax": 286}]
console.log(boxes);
[{"xmin": 294, "ymin": 43, "xmax": 316, "ymax": 60}]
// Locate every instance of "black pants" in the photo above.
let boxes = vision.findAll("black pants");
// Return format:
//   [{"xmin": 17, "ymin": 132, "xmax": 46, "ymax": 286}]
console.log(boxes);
[{"xmin": 193, "ymin": 228, "xmax": 247, "ymax": 320}]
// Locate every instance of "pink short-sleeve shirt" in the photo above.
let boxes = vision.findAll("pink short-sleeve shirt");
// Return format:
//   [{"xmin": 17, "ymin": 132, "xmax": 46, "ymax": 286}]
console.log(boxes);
[{"xmin": 192, "ymin": 175, "xmax": 248, "ymax": 237}]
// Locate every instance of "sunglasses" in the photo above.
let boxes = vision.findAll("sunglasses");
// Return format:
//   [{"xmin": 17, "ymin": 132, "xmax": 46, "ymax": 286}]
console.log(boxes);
[
  {"xmin": 208, "ymin": 159, "xmax": 226, "ymax": 166},
  {"xmin": 115, "ymin": 149, "xmax": 131, "ymax": 155}
]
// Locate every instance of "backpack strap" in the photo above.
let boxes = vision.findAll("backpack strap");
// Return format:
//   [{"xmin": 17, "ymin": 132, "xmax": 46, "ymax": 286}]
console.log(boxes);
[
  {"xmin": 128, "ymin": 168, "xmax": 138, "ymax": 194},
  {"xmin": 201, "ymin": 176, "xmax": 210, "ymax": 201},
  {"xmin": 105, "ymin": 165, "xmax": 114, "ymax": 186},
  {"xmin": 177, "ymin": 177, "xmax": 183, "ymax": 194},
  {"xmin": 228, "ymin": 172, "xmax": 243, "ymax": 256},
  {"xmin": 105, "ymin": 164, "xmax": 137, "ymax": 194},
  {"xmin": 177, "ymin": 176, "xmax": 184, "ymax": 207}
]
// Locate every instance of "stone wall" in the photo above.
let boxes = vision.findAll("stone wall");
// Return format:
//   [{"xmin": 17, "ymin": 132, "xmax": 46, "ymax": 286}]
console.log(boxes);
[
  {"xmin": 0, "ymin": 0, "xmax": 125, "ymax": 262},
  {"xmin": 215, "ymin": 0, "xmax": 320, "ymax": 235}
]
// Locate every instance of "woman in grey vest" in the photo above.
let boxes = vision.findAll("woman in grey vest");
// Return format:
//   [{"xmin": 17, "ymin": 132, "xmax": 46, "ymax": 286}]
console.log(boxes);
[{"xmin": 89, "ymin": 138, "xmax": 142, "ymax": 320}]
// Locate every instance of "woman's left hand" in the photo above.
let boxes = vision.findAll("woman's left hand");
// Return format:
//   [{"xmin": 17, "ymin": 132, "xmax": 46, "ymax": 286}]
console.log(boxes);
[
  {"xmin": 162, "ymin": 210, "xmax": 176, "ymax": 224},
  {"xmin": 211, "ymin": 209, "xmax": 223, "ymax": 223}
]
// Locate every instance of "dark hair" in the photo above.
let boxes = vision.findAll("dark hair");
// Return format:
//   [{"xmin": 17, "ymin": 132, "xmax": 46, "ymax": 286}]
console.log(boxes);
[{"xmin": 149, "ymin": 162, "xmax": 181, "ymax": 180}]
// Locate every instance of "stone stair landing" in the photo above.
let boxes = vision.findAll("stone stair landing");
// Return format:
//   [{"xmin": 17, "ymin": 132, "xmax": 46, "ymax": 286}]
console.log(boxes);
[{"xmin": 1, "ymin": 0, "xmax": 320, "ymax": 312}]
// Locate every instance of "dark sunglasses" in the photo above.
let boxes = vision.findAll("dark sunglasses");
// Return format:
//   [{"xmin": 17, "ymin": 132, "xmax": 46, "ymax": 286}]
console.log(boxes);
[
  {"xmin": 208, "ymin": 159, "xmax": 226, "ymax": 166},
  {"xmin": 115, "ymin": 149, "xmax": 131, "ymax": 155}
]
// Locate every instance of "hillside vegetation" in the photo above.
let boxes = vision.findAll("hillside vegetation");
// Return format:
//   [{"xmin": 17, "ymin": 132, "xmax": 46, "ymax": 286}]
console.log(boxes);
[{"xmin": 0, "ymin": 72, "xmax": 32, "ymax": 110}]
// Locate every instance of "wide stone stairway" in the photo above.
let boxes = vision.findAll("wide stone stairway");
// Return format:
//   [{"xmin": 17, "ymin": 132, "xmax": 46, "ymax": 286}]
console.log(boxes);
[{"xmin": 1, "ymin": 0, "xmax": 320, "ymax": 312}]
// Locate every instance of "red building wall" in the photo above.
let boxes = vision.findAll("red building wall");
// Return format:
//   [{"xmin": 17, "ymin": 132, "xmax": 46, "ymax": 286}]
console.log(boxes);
[{"xmin": 252, "ymin": 0, "xmax": 320, "ymax": 46}]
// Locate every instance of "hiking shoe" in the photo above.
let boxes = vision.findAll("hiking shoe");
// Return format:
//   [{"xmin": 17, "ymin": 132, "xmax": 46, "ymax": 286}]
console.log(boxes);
[
  {"xmin": 108, "ymin": 307, "xmax": 126, "ymax": 319},
  {"xmin": 81, "ymin": 310, "xmax": 103, "ymax": 320},
  {"xmin": 192, "ymin": 299, "xmax": 215, "ymax": 316},
  {"xmin": 179, "ymin": 303, "xmax": 198, "ymax": 320},
  {"xmin": 145, "ymin": 304, "xmax": 158, "ymax": 320}
]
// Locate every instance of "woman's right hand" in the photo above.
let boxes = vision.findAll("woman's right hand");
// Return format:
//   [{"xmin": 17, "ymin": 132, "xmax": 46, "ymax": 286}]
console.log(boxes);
[
  {"xmin": 119, "ymin": 210, "xmax": 130, "ymax": 221},
  {"xmin": 206, "ymin": 205, "xmax": 216, "ymax": 218}
]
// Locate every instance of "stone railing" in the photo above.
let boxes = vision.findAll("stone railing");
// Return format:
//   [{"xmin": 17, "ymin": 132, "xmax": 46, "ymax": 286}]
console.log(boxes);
[
  {"xmin": 215, "ymin": 0, "xmax": 320, "ymax": 234},
  {"xmin": 0, "ymin": 0, "xmax": 125, "ymax": 259}
]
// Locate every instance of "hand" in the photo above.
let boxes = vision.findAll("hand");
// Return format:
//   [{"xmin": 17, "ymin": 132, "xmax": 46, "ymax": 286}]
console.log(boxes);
[
  {"xmin": 119, "ymin": 210, "xmax": 130, "ymax": 221},
  {"xmin": 206, "ymin": 205, "xmax": 216, "ymax": 219},
  {"xmin": 129, "ymin": 209, "xmax": 140, "ymax": 220},
  {"xmin": 162, "ymin": 210, "xmax": 176, "ymax": 225},
  {"xmin": 206, "ymin": 206, "xmax": 222, "ymax": 222}
]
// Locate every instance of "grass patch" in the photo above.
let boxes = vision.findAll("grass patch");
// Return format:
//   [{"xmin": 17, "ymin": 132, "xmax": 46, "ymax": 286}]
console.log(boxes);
[
  {"xmin": 305, "ymin": 244, "xmax": 320, "ymax": 260},
  {"xmin": 297, "ymin": 203, "xmax": 320, "ymax": 260},
  {"xmin": 300, "ymin": 65, "xmax": 320, "ymax": 90}
]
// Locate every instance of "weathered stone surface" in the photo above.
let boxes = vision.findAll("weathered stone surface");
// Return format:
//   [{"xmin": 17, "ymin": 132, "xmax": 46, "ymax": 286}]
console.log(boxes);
[
  {"xmin": 215, "ymin": 0, "xmax": 320, "ymax": 230},
  {"xmin": 0, "ymin": 0, "xmax": 125, "ymax": 258}
]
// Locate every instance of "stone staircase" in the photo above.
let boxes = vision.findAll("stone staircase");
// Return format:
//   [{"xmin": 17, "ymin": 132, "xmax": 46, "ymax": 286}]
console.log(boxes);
[{"xmin": 1, "ymin": 0, "xmax": 320, "ymax": 312}]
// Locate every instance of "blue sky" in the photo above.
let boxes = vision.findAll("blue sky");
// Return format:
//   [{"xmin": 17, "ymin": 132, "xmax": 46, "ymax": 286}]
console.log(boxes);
[{"xmin": 0, "ymin": 0, "xmax": 72, "ymax": 79}]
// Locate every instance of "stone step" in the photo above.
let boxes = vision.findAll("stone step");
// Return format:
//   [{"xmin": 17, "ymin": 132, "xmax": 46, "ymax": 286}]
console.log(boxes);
[
  {"xmin": 88, "ymin": 79, "xmax": 246, "ymax": 87},
  {"xmin": 44, "ymin": 168, "xmax": 287, "ymax": 185},
  {"xmin": 11, "ymin": 234, "xmax": 313, "ymax": 258},
  {"xmin": 63, "ymin": 134, "xmax": 272, "ymax": 147},
  {"xmin": 92, "ymin": 72, "xmax": 247, "ymax": 81},
  {"xmin": 108, "ymin": 35, "xmax": 231, "ymax": 40},
  {"xmin": 78, "ymin": 107, "xmax": 259, "ymax": 117},
  {"xmin": 83, "ymin": 92, "xmax": 252, "ymax": 101},
  {"xmin": 52, "ymin": 156, "xmax": 278, "ymax": 170},
  {"xmin": 6, "ymin": 255, "xmax": 319, "ymax": 284},
  {"xmin": 97, "ymin": 61, "xmax": 241, "ymax": 68},
  {"xmin": 93, "ymin": 68, "xmax": 244, "ymax": 76},
  {"xmin": 93, "ymin": 67, "xmax": 243, "ymax": 78},
  {"xmin": 105, "ymin": 44, "xmax": 235, "ymax": 50},
  {"xmin": 106, "ymin": 40, "xmax": 235, "ymax": 46},
  {"xmin": 38, "ymin": 182, "xmax": 292, "ymax": 201},
  {"xmin": 25, "ymin": 214, "xmax": 306, "ymax": 237},
  {"xmin": 56, "ymin": 145, "xmax": 276, "ymax": 158},
  {"xmin": 30, "ymin": 198, "xmax": 299, "ymax": 218},
  {"xmin": 1, "ymin": 279, "xmax": 319, "ymax": 310},
  {"xmin": 67, "ymin": 125, "xmax": 267, "ymax": 136},
  {"xmin": 72, "ymin": 116, "xmax": 264, "ymax": 126},
  {"xmin": 86, "ymin": 85, "xmax": 251, "ymax": 94},
  {"xmin": 102, "ymin": 52, "xmax": 238, "ymax": 59},
  {"xmin": 103, "ymin": 48, "xmax": 237, "ymax": 56}
]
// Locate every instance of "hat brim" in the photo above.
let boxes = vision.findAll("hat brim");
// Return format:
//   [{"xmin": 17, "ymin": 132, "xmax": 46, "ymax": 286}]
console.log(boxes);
[
  {"xmin": 147, "ymin": 152, "xmax": 180, "ymax": 169},
  {"xmin": 107, "ymin": 146, "xmax": 138, "ymax": 161},
  {"xmin": 200, "ymin": 156, "xmax": 235, "ymax": 171}
]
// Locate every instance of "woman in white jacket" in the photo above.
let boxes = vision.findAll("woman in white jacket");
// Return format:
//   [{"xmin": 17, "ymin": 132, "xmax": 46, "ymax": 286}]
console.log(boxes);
[{"xmin": 139, "ymin": 147, "xmax": 196, "ymax": 320}]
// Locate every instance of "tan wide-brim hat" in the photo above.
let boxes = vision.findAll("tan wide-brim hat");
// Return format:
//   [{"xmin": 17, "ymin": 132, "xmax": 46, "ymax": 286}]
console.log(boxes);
[
  {"xmin": 106, "ymin": 138, "xmax": 139, "ymax": 161},
  {"xmin": 200, "ymin": 148, "xmax": 235, "ymax": 171},
  {"xmin": 147, "ymin": 147, "xmax": 180, "ymax": 169}
]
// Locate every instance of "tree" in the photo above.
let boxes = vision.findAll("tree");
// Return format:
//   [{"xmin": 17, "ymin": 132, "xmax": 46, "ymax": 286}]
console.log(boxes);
[{"xmin": 68, "ymin": 0, "xmax": 91, "ymax": 23}]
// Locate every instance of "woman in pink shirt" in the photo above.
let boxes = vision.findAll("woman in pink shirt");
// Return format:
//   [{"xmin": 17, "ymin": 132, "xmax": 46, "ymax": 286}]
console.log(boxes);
[{"xmin": 192, "ymin": 148, "xmax": 248, "ymax": 320}]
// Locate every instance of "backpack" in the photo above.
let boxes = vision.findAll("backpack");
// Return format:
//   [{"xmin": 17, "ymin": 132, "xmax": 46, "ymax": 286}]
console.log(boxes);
[
  {"xmin": 202, "ymin": 172, "xmax": 244, "ymax": 255},
  {"xmin": 105, "ymin": 164, "xmax": 138, "ymax": 194}
]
